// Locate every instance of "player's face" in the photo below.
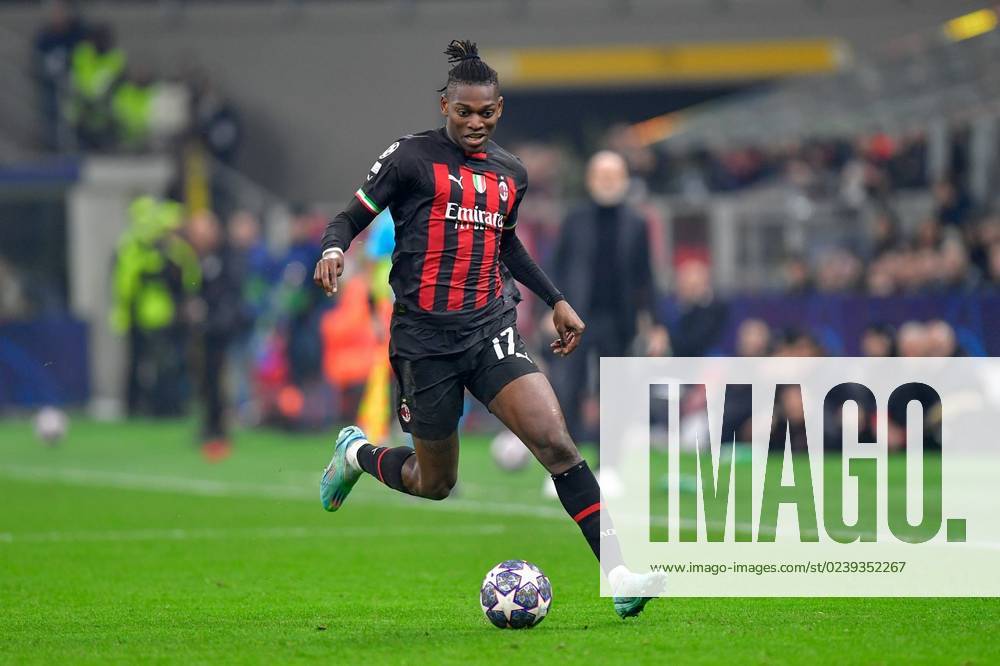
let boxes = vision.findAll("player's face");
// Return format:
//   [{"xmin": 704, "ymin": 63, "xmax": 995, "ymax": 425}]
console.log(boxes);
[{"xmin": 441, "ymin": 84, "xmax": 503, "ymax": 153}]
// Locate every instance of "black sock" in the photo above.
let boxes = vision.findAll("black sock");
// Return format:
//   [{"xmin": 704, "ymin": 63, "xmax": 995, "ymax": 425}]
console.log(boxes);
[
  {"xmin": 552, "ymin": 460, "xmax": 624, "ymax": 575},
  {"xmin": 356, "ymin": 444, "xmax": 415, "ymax": 494}
]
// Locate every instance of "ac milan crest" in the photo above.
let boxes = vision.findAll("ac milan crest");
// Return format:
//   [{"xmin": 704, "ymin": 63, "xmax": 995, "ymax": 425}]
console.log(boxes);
[
  {"xmin": 498, "ymin": 179, "xmax": 509, "ymax": 202},
  {"xmin": 399, "ymin": 403, "xmax": 412, "ymax": 423}
]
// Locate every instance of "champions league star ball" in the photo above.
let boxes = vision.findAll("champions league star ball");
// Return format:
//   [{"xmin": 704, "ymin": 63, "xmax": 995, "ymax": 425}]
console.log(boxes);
[
  {"xmin": 480, "ymin": 560, "xmax": 552, "ymax": 629},
  {"xmin": 489, "ymin": 430, "xmax": 532, "ymax": 472},
  {"xmin": 34, "ymin": 406, "xmax": 68, "ymax": 445}
]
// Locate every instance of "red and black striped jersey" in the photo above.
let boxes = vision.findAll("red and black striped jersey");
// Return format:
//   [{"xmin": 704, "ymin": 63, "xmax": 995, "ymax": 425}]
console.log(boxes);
[{"xmin": 351, "ymin": 128, "xmax": 528, "ymax": 356}]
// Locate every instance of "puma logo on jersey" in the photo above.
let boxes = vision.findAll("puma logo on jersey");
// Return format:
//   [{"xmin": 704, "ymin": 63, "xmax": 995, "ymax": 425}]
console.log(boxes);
[{"xmin": 448, "ymin": 174, "xmax": 464, "ymax": 189}]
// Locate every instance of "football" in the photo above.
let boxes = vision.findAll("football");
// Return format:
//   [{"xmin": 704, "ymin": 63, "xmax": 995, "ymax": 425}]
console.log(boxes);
[
  {"xmin": 480, "ymin": 559, "xmax": 552, "ymax": 629},
  {"xmin": 34, "ymin": 406, "xmax": 68, "ymax": 446},
  {"xmin": 489, "ymin": 430, "xmax": 532, "ymax": 472}
]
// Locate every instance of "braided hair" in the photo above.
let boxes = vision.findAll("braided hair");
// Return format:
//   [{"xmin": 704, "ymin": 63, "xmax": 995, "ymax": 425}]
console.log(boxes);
[{"xmin": 438, "ymin": 39, "xmax": 499, "ymax": 96}]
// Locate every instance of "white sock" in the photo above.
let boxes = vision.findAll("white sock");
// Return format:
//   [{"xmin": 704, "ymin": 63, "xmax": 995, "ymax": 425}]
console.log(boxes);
[{"xmin": 345, "ymin": 439, "xmax": 367, "ymax": 472}]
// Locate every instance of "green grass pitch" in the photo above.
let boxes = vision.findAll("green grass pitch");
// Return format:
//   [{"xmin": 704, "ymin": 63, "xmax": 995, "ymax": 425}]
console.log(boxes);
[{"xmin": 1, "ymin": 418, "xmax": 998, "ymax": 664}]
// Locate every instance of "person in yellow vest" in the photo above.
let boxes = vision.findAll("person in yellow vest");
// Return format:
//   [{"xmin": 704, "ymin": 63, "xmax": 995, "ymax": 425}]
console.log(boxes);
[
  {"xmin": 67, "ymin": 23, "xmax": 125, "ymax": 150},
  {"xmin": 111, "ymin": 196, "xmax": 200, "ymax": 416}
]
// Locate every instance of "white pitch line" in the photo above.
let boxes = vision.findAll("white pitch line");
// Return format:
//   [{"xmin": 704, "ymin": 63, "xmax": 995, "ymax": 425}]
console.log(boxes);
[
  {"xmin": 0, "ymin": 523, "xmax": 504, "ymax": 545},
  {"xmin": 0, "ymin": 464, "xmax": 567, "ymax": 521},
  {"xmin": 0, "ymin": 464, "xmax": 310, "ymax": 501}
]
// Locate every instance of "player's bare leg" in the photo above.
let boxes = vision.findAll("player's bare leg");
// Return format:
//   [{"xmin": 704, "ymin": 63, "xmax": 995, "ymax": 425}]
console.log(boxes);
[
  {"xmin": 489, "ymin": 373, "xmax": 666, "ymax": 618},
  {"xmin": 488, "ymin": 373, "xmax": 581, "ymax": 474}
]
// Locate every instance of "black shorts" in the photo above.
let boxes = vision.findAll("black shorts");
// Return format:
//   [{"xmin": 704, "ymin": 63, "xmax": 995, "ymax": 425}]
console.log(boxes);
[{"xmin": 390, "ymin": 322, "xmax": 539, "ymax": 440}]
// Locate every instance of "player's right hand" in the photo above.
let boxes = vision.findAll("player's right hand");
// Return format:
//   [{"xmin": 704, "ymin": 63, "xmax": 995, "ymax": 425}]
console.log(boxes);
[
  {"xmin": 551, "ymin": 300, "xmax": 585, "ymax": 357},
  {"xmin": 313, "ymin": 249, "xmax": 344, "ymax": 296}
]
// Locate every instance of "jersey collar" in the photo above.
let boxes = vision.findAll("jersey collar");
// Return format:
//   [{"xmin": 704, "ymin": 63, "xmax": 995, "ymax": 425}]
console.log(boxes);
[{"xmin": 438, "ymin": 127, "xmax": 489, "ymax": 160}]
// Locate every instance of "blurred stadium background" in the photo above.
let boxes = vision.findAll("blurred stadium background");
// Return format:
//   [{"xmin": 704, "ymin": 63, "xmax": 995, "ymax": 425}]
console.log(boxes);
[
  {"xmin": 3, "ymin": 2, "xmax": 1000, "ymax": 660},
  {"xmin": 2, "ymin": 0, "xmax": 998, "ymax": 434}
]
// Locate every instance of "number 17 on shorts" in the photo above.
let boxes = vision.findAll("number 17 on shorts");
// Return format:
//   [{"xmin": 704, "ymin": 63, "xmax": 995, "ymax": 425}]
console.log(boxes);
[{"xmin": 491, "ymin": 326, "xmax": 532, "ymax": 363}]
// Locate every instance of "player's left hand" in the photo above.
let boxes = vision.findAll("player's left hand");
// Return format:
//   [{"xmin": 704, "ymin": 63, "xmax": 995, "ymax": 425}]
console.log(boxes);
[{"xmin": 551, "ymin": 300, "xmax": 584, "ymax": 357}]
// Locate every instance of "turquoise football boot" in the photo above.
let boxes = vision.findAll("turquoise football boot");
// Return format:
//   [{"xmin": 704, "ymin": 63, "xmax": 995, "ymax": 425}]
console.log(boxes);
[
  {"xmin": 613, "ymin": 596, "xmax": 654, "ymax": 618},
  {"xmin": 320, "ymin": 426, "xmax": 367, "ymax": 512},
  {"xmin": 611, "ymin": 571, "xmax": 668, "ymax": 619}
]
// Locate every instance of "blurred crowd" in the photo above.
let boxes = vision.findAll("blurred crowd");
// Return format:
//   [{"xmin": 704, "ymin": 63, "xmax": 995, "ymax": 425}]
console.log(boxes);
[
  {"xmin": 10, "ymin": 3, "xmax": 995, "ymax": 450},
  {"xmin": 732, "ymin": 317, "xmax": 964, "ymax": 359},
  {"xmin": 613, "ymin": 122, "xmax": 1000, "ymax": 297},
  {"xmin": 108, "ymin": 194, "xmax": 392, "ymax": 456},
  {"xmin": 33, "ymin": 0, "xmax": 240, "ymax": 159},
  {"xmin": 498, "ymin": 137, "xmax": 976, "ymax": 442}
]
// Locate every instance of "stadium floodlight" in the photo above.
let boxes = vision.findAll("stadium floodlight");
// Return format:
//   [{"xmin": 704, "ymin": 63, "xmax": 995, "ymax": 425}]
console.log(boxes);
[{"xmin": 943, "ymin": 9, "xmax": 998, "ymax": 43}]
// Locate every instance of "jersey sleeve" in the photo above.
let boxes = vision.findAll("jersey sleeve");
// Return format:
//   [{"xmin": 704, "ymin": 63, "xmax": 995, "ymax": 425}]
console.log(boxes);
[
  {"xmin": 321, "ymin": 138, "xmax": 410, "ymax": 253},
  {"xmin": 499, "ymin": 227, "xmax": 564, "ymax": 307},
  {"xmin": 353, "ymin": 139, "xmax": 410, "ymax": 215}
]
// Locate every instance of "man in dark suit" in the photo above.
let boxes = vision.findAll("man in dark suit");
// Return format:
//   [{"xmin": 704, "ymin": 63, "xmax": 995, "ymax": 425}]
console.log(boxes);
[{"xmin": 550, "ymin": 151, "xmax": 667, "ymax": 447}]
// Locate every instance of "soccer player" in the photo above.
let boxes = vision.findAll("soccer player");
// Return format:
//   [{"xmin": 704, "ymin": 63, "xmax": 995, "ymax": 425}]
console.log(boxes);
[{"xmin": 313, "ymin": 40, "xmax": 665, "ymax": 618}]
